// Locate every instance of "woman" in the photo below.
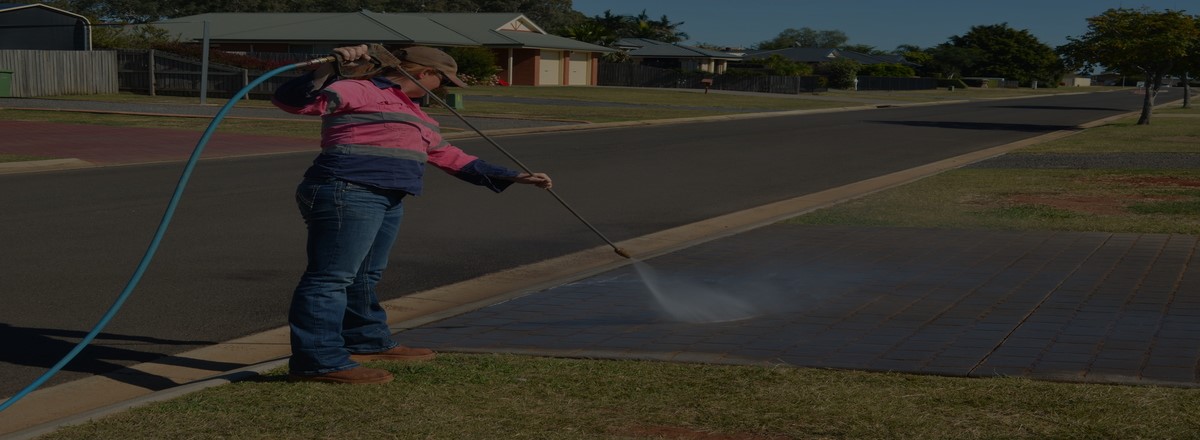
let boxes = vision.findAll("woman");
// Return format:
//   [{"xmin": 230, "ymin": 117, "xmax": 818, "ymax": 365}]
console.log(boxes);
[{"xmin": 273, "ymin": 44, "xmax": 551, "ymax": 384}]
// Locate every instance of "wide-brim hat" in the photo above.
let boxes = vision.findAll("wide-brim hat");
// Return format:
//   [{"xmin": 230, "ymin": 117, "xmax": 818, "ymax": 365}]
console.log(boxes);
[{"xmin": 399, "ymin": 46, "xmax": 468, "ymax": 87}]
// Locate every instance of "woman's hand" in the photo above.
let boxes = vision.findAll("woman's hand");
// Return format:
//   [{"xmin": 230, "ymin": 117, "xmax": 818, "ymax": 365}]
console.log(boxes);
[
  {"xmin": 513, "ymin": 172, "xmax": 552, "ymax": 189},
  {"xmin": 332, "ymin": 44, "xmax": 371, "ymax": 65},
  {"xmin": 313, "ymin": 44, "xmax": 371, "ymax": 83}
]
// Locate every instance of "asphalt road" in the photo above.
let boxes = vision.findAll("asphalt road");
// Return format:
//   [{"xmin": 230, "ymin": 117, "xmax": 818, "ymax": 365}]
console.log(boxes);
[
  {"xmin": 0, "ymin": 89, "xmax": 1177, "ymax": 396},
  {"xmin": 0, "ymin": 97, "xmax": 578, "ymax": 130}
]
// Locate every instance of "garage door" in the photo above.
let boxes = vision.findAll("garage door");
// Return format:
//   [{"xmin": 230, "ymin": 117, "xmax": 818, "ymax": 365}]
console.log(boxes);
[
  {"xmin": 568, "ymin": 52, "xmax": 589, "ymax": 85},
  {"xmin": 538, "ymin": 50, "xmax": 562, "ymax": 85}
]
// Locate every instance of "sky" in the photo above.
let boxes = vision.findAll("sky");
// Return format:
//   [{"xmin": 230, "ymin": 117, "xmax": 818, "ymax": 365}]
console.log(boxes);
[{"xmin": 570, "ymin": 0, "xmax": 1195, "ymax": 51}]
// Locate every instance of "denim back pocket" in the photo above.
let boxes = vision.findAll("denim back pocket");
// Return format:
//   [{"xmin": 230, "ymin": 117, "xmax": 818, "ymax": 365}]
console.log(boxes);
[{"xmin": 296, "ymin": 179, "xmax": 342, "ymax": 211}]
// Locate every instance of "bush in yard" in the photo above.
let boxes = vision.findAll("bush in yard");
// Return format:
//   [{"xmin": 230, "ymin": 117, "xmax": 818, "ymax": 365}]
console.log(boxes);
[
  {"xmin": 753, "ymin": 54, "xmax": 814, "ymax": 76},
  {"xmin": 858, "ymin": 63, "xmax": 916, "ymax": 78},
  {"xmin": 445, "ymin": 47, "xmax": 502, "ymax": 85},
  {"xmin": 818, "ymin": 58, "xmax": 862, "ymax": 89}
]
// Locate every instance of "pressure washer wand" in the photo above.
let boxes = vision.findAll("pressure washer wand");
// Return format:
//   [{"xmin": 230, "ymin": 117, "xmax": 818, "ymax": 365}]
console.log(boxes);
[{"xmin": 383, "ymin": 59, "xmax": 631, "ymax": 259}]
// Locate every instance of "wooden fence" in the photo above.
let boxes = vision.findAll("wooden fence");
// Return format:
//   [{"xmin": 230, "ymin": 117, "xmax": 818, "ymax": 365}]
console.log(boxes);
[
  {"xmin": 0, "ymin": 50, "xmax": 118, "ymax": 97},
  {"xmin": 599, "ymin": 63, "xmax": 826, "ymax": 94},
  {"xmin": 855, "ymin": 76, "xmax": 938, "ymax": 91},
  {"xmin": 599, "ymin": 62, "xmax": 938, "ymax": 93}
]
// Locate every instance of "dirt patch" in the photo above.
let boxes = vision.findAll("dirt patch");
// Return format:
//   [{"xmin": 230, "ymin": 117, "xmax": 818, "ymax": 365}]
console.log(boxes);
[
  {"xmin": 1150, "ymin": 136, "xmax": 1200, "ymax": 144},
  {"xmin": 1006, "ymin": 195, "xmax": 1126, "ymax": 215},
  {"xmin": 612, "ymin": 425, "xmax": 791, "ymax": 440},
  {"xmin": 1005, "ymin": 192, "xmax": 1194, "ymax": 215},
  {"xmin": 1097, "ymin": 176, "xmax": 1200, "ymax": 187}
]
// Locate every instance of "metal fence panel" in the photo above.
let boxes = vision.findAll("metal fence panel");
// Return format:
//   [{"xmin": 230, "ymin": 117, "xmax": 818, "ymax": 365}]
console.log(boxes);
[
  {"xmin": 116, "ymin": 49, "xmax": 311, "ymax": 98},
  {"xmin": 600, "ymin": 63, "xmax": 937, "ymax": 93},
  {"xmin": 0, "ymin": 50, "xmax": 118, "ymax": 97},
  {"xmin": 855, "ymin": 76, "xmax": 937, "ymax": 91}
]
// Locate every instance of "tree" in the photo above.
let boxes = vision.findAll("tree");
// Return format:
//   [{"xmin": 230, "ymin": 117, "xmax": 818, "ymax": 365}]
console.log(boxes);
[
  {"xmin": 473, "ymin": 0, "xmax": 583, "ymax": 34},
  {"xmin": 752, "ymin": 54, "xmax": 813, "ymax": 76},
  {"xmin": 91, "ymin": 23, "xmax": 177, "ymax": 49},
  {"xmin": 756, "ymin": 27, "xmax": 848, "ymax": 50},
  {"xmin": 942, "ymin": 23, "xmax": 1061, "ymax": 86},
  {"xmin": 924, "ymin": 44, "xmax": 985, "ymax": 79},
  {"xmin": 445, "ymin": 46, "xmax": 501, "ymax": 84},
  {"xmin": 840, "ymin": 44, "xmax": 884, "ymax": 55},
  {"xmin": 578, "ymin": 9, "xmax": 687, "ymax": 43},
  {"xmin": 624, "ymin": 10, "xmax": 688, "ymax": 42},
  {"xmin": 1060, "ymin": 8, "xmax": 1200, "ymax": 124},
  {"xmin": 859, "ymin": 63, "xmax": 916, "ymax": 78},
  {"xmin": 887, "ymin": 44, "xmax": 934, "ymax": 76},
  {"xmin": 1171, "ymin": 15, "xmax": 1200, "ymax": 109},
  {"xmin": 817, "ymin": 58, "xmax": 861, "ymax": 89},
  {"xmin": 559, "ymin": 19, "xmax": 615, "ymax": 46}
]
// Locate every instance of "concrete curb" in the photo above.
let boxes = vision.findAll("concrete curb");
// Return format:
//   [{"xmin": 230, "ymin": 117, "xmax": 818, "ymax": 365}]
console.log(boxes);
[{"xmin": 0, "ymin": 158, "xmax": 94, "ymax": 174}]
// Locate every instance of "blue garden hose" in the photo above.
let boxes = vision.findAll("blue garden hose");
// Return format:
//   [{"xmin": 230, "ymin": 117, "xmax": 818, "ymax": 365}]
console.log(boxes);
[{"xmin": 0, "ymin": 56, "xmax": 334, "ymax": 413}]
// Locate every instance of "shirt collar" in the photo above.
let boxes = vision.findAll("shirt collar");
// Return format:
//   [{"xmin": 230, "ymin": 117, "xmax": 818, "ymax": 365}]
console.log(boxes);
[{"xmin": 370, "ymin": 76, "xmax": 400, "ymax": 89}]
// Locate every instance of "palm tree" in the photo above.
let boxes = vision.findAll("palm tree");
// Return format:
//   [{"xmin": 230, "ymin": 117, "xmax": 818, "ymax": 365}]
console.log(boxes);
[{"xmin": 561, "ymin": 20, "xmax": 615, "ymax": 46}]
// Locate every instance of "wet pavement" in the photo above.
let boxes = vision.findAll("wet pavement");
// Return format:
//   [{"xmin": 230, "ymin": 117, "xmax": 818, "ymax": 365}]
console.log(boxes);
[{"xmin": 400, "ymin": 225, "xmax": 1200, "ymax": 387}]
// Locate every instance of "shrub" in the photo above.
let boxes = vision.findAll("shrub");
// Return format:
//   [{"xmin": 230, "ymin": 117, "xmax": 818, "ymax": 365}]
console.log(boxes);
[
  {"xmin": 817, "ymin": 58, "xmax": 861, "ymax": 89},
  {"xmin": 858, "ymin": 63, "xmax": 916, "ymax": 78},
  {"xmin": 445, "ymin": 47, "xmax": 502, "ymax": 85},
  {"xmin": 753, "ymin": 54, "xmax": 814, "ymax": 76}
]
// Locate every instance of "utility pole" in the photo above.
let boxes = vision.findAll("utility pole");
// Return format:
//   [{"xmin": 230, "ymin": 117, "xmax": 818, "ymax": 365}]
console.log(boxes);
[{"xmin": 200, "ymin": 21, "xmax": 210, "ymax": 105}]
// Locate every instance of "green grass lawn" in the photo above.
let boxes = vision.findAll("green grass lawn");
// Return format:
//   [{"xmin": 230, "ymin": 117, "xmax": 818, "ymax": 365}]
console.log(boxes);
[
  {"xmin": 822, "ymin": 85, "xmax": 1125, "ymax": 102},
  {"xmin": 0, "ymin": 109, "xmax": 322, "ymax": 141},
  {"xmin": 41, "ymin": 354, "xmax": 1200, "ymax": 440},
  {"xmin": 0, "ymin": 153, "xmax": 52, "ymax": 162},
  {"xmin": 790, "ymin": 107, "xmax": 1200, "ymax": 234}
]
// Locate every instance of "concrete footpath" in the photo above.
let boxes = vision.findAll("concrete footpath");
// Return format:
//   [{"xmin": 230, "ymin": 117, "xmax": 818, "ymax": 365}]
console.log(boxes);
[{"xmin": 1, "ymin": 95, "xmax": 1197, "ymax": 438}]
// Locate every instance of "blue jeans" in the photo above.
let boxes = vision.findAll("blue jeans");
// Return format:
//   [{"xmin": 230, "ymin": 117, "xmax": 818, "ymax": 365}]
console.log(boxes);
[{"xmin": 289, "ymin": 178, "xmax": 404, "ymax": 375}]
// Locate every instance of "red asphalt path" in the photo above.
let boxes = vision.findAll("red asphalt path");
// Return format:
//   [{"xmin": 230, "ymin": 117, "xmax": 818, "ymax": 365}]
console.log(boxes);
[{"xmin": 1, "ymin": 120, "xmax": 314, "ymax": 165}]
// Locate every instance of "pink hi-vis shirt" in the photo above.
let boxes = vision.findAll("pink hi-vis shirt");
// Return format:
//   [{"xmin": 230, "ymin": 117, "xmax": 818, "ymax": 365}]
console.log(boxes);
[{"xmin": 272, "ymin": 74, "xmax": 518, "ymax": 195}]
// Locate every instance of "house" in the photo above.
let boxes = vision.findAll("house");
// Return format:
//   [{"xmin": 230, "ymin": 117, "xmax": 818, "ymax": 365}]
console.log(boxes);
[
  {"xmin": 1061, "ymin": 73, "xmax": 1091, "ymax": 87},
  {"xmin": 151, "ymin": 12, "xmax": 613, "ymax": 86},
  {"xmin": 0, "ymin": 3, "xmax": 91, "ymax": 50},
  {"xmin": 742, "ymin": 47, "xmax": 911, "ymax": 66},
  {"xmin": 614, "ymin": 38, "xmax": 741, "ymax": 73}
]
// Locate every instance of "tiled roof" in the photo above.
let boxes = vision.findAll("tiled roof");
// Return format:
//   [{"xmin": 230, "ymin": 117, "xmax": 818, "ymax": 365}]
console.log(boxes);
[
  {"xmin": 152, "ymin": 11, "xmax": 611, "ymax": 52},
  {"xmin": 616, "ymin": 37, "xmax": 740, "ymax": 59}
]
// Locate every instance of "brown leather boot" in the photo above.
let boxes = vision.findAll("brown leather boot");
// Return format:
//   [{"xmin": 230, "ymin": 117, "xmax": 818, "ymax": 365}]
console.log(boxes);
[
  {"xmin": 349, "ymin": 345, "xmax": 436, "ymax": 362},
  {"xmin": 288, "ymin": 366, "xmax": 394, "ymax": 384}
]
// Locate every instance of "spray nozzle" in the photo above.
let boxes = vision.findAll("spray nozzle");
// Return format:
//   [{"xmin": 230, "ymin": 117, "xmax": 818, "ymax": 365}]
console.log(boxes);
[{"xmin": 614, "ymin": 248, "xmax": 632, "ymax": 259}]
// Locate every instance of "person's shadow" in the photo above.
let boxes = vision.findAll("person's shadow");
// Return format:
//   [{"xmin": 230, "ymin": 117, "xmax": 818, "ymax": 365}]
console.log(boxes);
[{"xmin": 0, "ymin": 322, "xmax": 248, "ymax": 393}]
